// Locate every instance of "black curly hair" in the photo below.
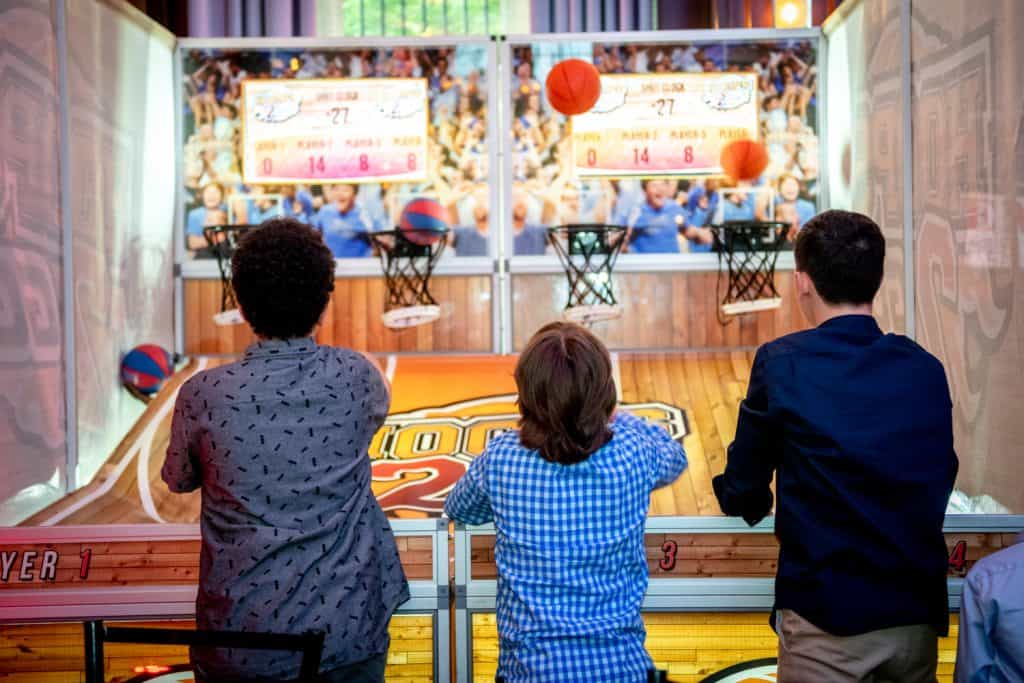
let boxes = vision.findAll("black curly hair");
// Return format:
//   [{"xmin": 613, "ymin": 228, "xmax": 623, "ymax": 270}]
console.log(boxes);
[{"xmin": 231, "ymin": 218, "xmax": 335, "ymax": 339}]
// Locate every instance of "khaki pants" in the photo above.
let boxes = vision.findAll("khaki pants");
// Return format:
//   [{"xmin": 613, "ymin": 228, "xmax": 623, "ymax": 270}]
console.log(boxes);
[{"xmin": 776, "ymin": 609, "xmax": 938, "ymax": 683}]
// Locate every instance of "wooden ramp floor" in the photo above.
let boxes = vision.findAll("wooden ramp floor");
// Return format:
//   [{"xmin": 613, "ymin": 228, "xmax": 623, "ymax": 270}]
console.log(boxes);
[{"xmin": 23, "ymin": 351, "xmax": 753, "ymax": 526}]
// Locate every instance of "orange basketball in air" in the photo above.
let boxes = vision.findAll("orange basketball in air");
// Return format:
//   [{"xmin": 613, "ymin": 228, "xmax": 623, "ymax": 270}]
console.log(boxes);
[
  {"xmin": 720, "ymin": 139, "xmax": 770, "ymax": 181},
  {"xmin": 545, "ymin": 59, "xmax": 602, "ymax": 116}
]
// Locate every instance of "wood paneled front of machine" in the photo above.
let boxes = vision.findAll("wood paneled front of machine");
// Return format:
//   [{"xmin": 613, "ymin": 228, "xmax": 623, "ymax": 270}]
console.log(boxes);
[
  {"xmin": 512, "ymin": 271, "xmax": 805, "ymax": 351},
  {"xmin": 184, "ymin": 276, "xmax": 493, "ymax": 354}
]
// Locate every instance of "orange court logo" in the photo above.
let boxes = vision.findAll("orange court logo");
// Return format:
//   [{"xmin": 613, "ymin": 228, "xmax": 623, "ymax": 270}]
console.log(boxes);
[
  {"xmin": 698, "ymin": 658, "xmax": 778, "ymax": 682},
  {"xmin": 368, "ymin": 394, "xmax": 688, "ymax": 516}
]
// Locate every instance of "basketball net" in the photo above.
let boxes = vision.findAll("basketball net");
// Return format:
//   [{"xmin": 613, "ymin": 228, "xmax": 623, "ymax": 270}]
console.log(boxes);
[
  {"xmin": 713, "ymin": 221, "xmax": 788, "ymax": 325},
  {"xmin": 370, "ymin": 230, "xmax": 449, "ymax": 329},
  {"xmin": 549, "ymin": 225, "xmax": 627, "ymax": 325},
  {"xmin": 203, "ymin": 224, "xmax": 260, "ymax": 327}
]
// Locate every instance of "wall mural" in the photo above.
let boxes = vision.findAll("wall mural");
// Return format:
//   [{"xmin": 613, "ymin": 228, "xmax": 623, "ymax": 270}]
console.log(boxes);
[
  {"xmin": 0, "ymin": 0, "xmax": 66, "ymax": 524},
  {"xmin": 825, "ymin": 0, "xmax": 907, "ymax": 334},
  {"xmin": 65, "ymin": 0, "xmax": 176, "ymax": 490},
  {"xmin": 912, "ymin": 0, "xmax": 1023, "ymax": 513}
]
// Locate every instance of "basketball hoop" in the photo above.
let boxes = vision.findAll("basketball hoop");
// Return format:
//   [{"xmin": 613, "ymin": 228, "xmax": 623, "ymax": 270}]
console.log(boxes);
[
  {"xmin": 549, "ymin": 225, "xmax": 626, "ymax": 325},
  {"xmin": 370, "ymin": 229, "xmax": 449, "ymax": 329},
  {"xmin": 202, "ymin": 224, "xmax": 261, "ymax": 327},
  {"xmin": 381, "ymin": 305, "xmax": 441, "ymax": 329},
  {"xmin": 562, "ymin": 303, "xmax": 622, "ymax": 325},
  {"xmin": 712, "ymin": 221, "xmax": 788, "ymax": 325}
]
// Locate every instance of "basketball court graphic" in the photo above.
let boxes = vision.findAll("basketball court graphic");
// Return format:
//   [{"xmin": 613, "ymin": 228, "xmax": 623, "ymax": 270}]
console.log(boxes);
[{"xmin": 23, "ymin": 352, "xmax": 730, "ymax": 526}]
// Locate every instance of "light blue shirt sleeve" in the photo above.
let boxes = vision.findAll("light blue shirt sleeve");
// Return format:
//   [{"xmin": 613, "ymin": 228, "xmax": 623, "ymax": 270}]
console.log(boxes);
[
  {"xmin": 954, "ymin": 538, "xmax": 1024, "ymax": 683},
  {"xmin": 956, "ymin": 570, "xmax": 996, "ymax": 683},
  {"xmin": 312, "ymin": 207, "xmax": 327, "ymax": 231},
  {"xmin": 444, "ymin": 450, "xmax": 494, "ymax": 525},
  {"xmin": 796, "ymin": 199, "xmax": 817, "ymax": 227},
  {"xmin": 615, "ymin": 411, "xmax": 687, "ymax": 489},
  {"xmin": 186, "ymin": 207, "xmax": 206, "ymax": 237}
]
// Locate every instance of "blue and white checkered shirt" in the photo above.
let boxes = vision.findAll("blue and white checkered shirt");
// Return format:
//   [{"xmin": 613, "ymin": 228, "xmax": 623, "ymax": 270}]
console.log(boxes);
[{"xmin": 445, "ymin": 412, "xmax": 687, "ymax": 682}]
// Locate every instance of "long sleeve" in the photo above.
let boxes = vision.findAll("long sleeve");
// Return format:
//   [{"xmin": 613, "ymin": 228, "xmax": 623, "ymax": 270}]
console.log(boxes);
[
  {"xmin": 954, "ymin": 572, "xmax": 995, "ymax": 683},
  {"xmin": 161, "ymin": 393, "xmax": 201, "ymax": 493},
  {"xmin": 713, "ymin": 348, "xmax": 779, "ymax": 526},
  {"xmin": 444, "ymin": 450, "xmax": 494, "ymax": 525},
  {"xmin": 616, "ymin": 411, "xmax": 687, "ymax": 490}
]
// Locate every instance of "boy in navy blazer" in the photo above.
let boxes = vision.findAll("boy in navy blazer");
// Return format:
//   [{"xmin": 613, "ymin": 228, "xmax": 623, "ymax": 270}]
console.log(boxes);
[{"xmin": 713, "ymin": 210, "xmax": 958, "ymax": 682}]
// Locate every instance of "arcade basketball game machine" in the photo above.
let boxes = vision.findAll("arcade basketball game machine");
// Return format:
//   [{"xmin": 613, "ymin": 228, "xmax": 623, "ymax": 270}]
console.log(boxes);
[
  {"xmin": 451, "ymin": 18, "xmax": 1023, "ymax": 683},
  {"xmin": 2, "ymin": 1, "xmax": 1023, "ymax": 682}
]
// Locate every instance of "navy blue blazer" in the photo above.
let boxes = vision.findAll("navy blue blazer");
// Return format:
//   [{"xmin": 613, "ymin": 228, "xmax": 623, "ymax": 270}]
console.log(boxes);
[{"xmin": 713, "ymin": 315, "xmax": 958, "ymax": 637}]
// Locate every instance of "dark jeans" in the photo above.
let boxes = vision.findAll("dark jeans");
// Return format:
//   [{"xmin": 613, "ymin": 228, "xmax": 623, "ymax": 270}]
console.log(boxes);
[{"xmin": 319, "ymin": 652, "xmax": 387, "ymax": 683}]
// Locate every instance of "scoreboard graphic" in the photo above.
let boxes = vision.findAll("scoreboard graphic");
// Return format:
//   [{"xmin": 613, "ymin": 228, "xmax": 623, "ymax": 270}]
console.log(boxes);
[
  {"xmin": 240, "ymin": 77, "xmax": 429, "ymax": 184},
  {"xmin": 572, "ymin": 72, "xmax": 759, "ymax": 177}
]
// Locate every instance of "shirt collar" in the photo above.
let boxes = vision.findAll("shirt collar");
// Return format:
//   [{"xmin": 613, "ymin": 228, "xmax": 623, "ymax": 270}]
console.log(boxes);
[
  {"xmin": 243, "ymin": 337, "xmax": 318, "ymax": 359},
  {"xmin": 817, "ymin": 314, "xmax": 883, "ymax": 337}
]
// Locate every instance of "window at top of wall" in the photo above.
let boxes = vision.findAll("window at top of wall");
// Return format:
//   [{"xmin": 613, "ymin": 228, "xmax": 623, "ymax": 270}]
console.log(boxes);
[{"xmin": 343, "ymin": 0, "xmax": 502, "ymax": 37}]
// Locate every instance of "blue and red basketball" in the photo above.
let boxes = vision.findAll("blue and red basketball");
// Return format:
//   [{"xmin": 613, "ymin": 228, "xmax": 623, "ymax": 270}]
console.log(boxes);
[
  {"xmin": 121, "ymin": 344, "xmax": 174, "ymax": 396},
  {"xmin": 399, "ymin": 198, "xmax": 450, "ymax": 246}
]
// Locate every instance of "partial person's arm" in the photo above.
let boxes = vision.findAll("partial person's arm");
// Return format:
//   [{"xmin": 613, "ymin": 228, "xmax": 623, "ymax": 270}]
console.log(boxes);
[
  {"xmin": 161, "ymin": 392, "xmax": 201, "ymax": 493},
  {"xmin": 616, "ymin": 411, "xmax": 687, "ymax": 489},
  {"xmin": 185, "ymin": 209, "xmax": 208, "ymax": 251},
  {"xmin": 359, "ymin": 352, "xmax": 391, "ymax": 431},
  {"xmin": 444, "ymin": 451, "xmax": 494, "ymax": 525},
  {"xmin": 712, "ymin": 348, "xmax": 779, "ymax": 525},
  {"xmin": 361, "ymin": 352, "xmax": 392, "ymax": 404},
  {"xmin": 954, "ymin": 571, "xmax": 995, "ymax": 683}
]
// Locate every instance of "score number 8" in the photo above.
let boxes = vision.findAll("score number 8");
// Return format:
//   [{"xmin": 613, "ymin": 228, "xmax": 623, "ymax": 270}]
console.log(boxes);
[{"xmin": 355, "ymin": 154, "xmax": 417, "ymax": 172}]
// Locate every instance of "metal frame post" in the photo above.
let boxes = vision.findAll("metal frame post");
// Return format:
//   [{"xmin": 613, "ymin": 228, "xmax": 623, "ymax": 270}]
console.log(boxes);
[
  {"xmin": 83, "ymin": 620, "xmax": 105, "ymax": 683},
  {"xmin": 55, "ymin": 0, "xmax": 77, "ymax": 493},
  {"xmin": 899, "ymin": 0, "xmax": 915, "ymax": 338}
]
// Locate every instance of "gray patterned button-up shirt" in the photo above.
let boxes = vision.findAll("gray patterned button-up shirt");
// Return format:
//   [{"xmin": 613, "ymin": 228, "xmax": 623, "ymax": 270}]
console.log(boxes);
[{"xmin": 162, "ymin": 337, "xmax": 409, "ymax": 679}]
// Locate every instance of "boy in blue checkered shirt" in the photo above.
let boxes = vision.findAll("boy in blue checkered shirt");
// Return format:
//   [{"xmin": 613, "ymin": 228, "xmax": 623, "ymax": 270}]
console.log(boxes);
[{"xmin": 445, "ymin": 322, "xmax": 688, "ymax": 682}]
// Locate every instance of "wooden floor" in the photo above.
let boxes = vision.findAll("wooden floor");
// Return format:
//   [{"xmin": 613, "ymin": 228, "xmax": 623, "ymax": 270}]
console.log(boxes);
[
  {"xmin": 23, "ymin": 351, "xmax": 752, "ymax": 525},
  {"xmin": 0, "ymin": 616, "xmax": 433, "ymax": 683},
  {"xmin": 469, "ymin": 613, "xmax": 963, "ymax": 683}
]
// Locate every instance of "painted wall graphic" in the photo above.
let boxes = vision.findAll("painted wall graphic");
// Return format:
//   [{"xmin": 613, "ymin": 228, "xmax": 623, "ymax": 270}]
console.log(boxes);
[
  {"xmin": 0, "ymin": 0, "xmax": 66, "ymax": 525},
  {"xmin": 369, "ymin": 394, "xmax": 689, "ymax": 516},
  {"xmin": 64, "ymin": 0, "xmax": 177, "ymax": 491},
  {"xmin": 572, "ymin": 72, "xmax": 759, "ymax": 177},
  {"xmin": 239, "ymin": 77, "xmax": 431, "ymax": 184},
  {"xmin": 825, "ymin": 0, "xmax": 907, "ymax": 333},
  {"xmin": 180, "ymin": 44, "xmax": 494, "ymax": 259},
  {"xmin": 511, "ymin": 38, "xmax": 822, "ymax": 255},
  {"xmin": 911, "ymin": 0, "xmax": 1023, "ymax": 513}
]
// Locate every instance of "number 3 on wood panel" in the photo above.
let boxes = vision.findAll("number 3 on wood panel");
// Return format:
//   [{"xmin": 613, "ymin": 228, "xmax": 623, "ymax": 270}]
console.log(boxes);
[{"xmin": 660, "ymin": 540, "xmax": 678, "ymax": 571}]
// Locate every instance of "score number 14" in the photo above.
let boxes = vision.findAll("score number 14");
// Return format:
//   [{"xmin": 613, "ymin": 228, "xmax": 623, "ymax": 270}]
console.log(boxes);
[
  {"xmin": 259, "ymin": 153, "xmax": 420, "ymax": 176},
  {"xmin": 584, "ymin": 146, "xmax": 694, "ymax": 168}
]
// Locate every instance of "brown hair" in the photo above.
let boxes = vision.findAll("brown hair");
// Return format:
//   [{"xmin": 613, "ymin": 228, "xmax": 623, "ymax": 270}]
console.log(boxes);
[{"xmin": 515, "ymin": 322, "xmax": 617, "ymax": 465}]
